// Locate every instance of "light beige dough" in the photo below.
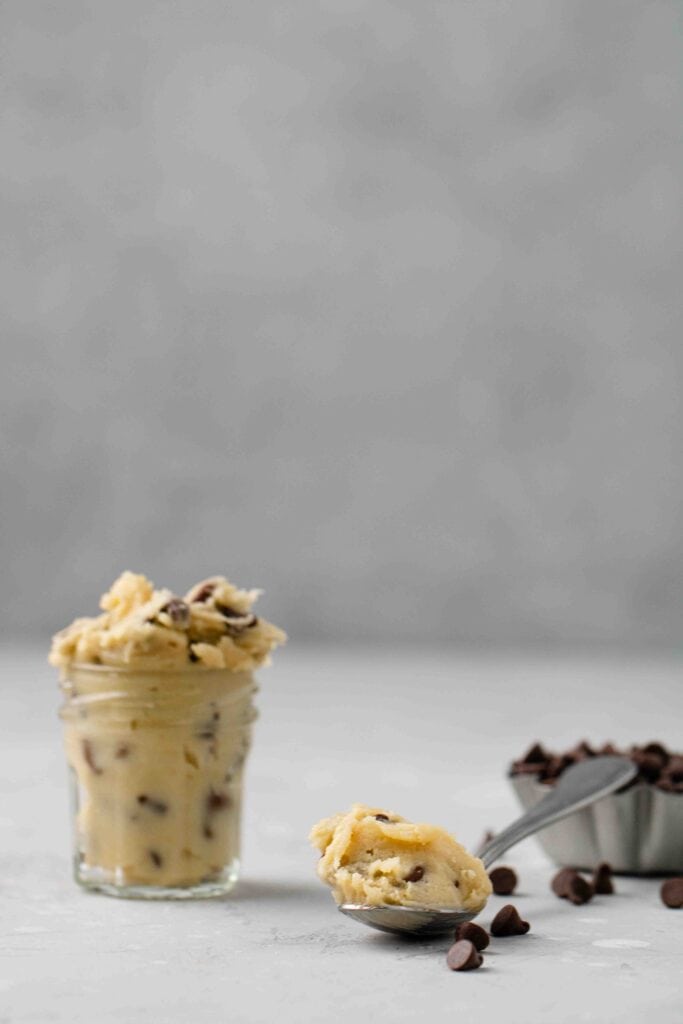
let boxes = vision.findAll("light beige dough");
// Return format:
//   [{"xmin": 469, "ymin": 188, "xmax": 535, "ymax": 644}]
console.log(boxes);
[
  {"xmin": 51, "ymin": 572, "xmax": 285, "ymax": 889},
  {"xmin": 310, "ymin": 803, "xmax": 492, "ymax": 912}
]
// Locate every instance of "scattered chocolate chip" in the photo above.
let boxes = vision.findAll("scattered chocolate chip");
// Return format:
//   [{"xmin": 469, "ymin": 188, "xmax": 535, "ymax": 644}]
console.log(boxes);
[
  {"xmin": 455, "ymin": 922, "xmax": 489, "ymax": 951},
  {"xmin": 592, "ymin": 862, "xmax": 614, "ymax": 895},
  {"xmin": 551, "ymin": 868, "xmax": 578, "ymax": 898},
  {"xmin": 565, "ymin": 874, "xmax": 593, "ymax": 905},
  {"xmin": 137, "ymin": 794, "xmax": 168, "ymax": 815},
  {"xmin": 82, "ymin": 739, "xmax": 102, "ymax": 775},
  {"xmin": 489, "ymin": 866, "xmax": 517, "ymax": 896},
  {"xmin": 188, "ymin": 648, "xmax": 199, "ymax": 663},
  {"xmin": 114, "ymin": 743, "xmax": 130, "ymax": 759},
  {"xmin": 404, "ymin": 865, "xmax": 425, "ymax": 883},
  {"xmin": 551, "ymin": 867, "xmax": 593, "ymax": 904},
  {"xmin": 374, "ymin": 814, "xmax": 391, "ymax": 822},
  {"xmin": 160, "ymin": 598, "xmax": 190, "ymax": 628},
  {"xmin": 190, "ymin": 582, "xmax": 216, "ymax": 603},
  {"xmin": 149, "ymin": 850, "xmax": 163, "ymax": 868},
  {"xmin": 660, "ymin": 878, "xmax": 683, "ymax": 908},
  {"xmin": 446, "ymin": 939, "xmax": 483, "ymax": 971},
  {"xmin": 490, "ymin": 904, "xmax": 530, "ymax": 937}
]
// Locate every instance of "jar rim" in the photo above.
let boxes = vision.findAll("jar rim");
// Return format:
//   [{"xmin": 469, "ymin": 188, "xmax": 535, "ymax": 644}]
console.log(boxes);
[{"xmin": 63, "ymin": 661, "xmax": 253, "ymax": 678}]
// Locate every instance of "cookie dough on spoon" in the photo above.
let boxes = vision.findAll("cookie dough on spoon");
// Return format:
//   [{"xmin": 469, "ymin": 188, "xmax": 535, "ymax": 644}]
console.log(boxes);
[{"xmin": 310, "ymin": 803, "xmax": 491, "ymax": 912}]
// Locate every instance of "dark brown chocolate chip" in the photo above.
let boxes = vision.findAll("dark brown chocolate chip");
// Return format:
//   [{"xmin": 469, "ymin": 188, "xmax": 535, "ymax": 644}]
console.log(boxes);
[
  {"xmin": 188, "ymin": 648, "xmax": 199, "ymax": 663},
  {"xmin": 207, "ymin": 788, "xmax": 230, "ymax": 812},
  {"xmin": 523, "ymin": 742, "xmax": 549, "ymax": 764},
  {"xmin": 552, "ymin": 868, "xmax": 593, "ymax": 904},
  {"xmin": 374, "ymin": 814, "xmax": 391, "ymax": 822},
  {"xmin": 592, "ymin": 862, "xmax": 614, "ymax": 895},
  {"xmin": 190, "ymin": 582, "xmax": 216, "ymax": 603},
  {"xmin": 82, "ymin": 739, "xmax": 102, "ymax": 775},
  {"xmin": 551, "ymin": 867, "xmax": 577, "ymax": 898},
  {"xmin": 137, "ymin": 794, "xmax": 168, "ymax": 815},
  {"xmin": 149, "ymin": 850, "xmax": 163, "ymax": 868},
  {"xmin": 114, "ymin": 743, "xmax": 130, "ymax": 759},
  {"xmin": 446, "ymin": 939, "xmax": 483, "ymax": 971},
  {"xmin": 660, "ymin": 878, "xmax": 683, "ymax": 908},
  {"xmin": 490, "ymin": 904, "xmax": 530, "ymax": 937},
  {"xmin": 564, "ymin": 874, "xmax": 593, "ymax": 905},
  {"xmin": 404, "ymin": 865, "xmax": 425, "ymax": 883},
  {"xmin": 489, "ymin": 866, "xmax": 517, "ymax": 896},
  {"xmin": 160, "ymin": 598, "xmax": 190, "ymax": 628},
  {"xmin": 455, "ymin": 922, "xmax": 490, "ymax": 951}
]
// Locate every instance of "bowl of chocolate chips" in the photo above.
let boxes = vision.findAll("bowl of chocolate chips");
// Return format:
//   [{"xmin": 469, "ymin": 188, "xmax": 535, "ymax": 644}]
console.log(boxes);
[{"xmin": 509, "ymin": 741, "xmax": 683, "ymax": 874}]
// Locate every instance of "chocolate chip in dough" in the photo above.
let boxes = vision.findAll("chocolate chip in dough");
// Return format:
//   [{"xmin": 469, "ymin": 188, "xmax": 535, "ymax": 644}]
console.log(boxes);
[
  {"xmin": 82, "ymin": 739, "xmax": 102, "ymax": 775},
  {"xmin": 137, "ymin": 794, "xmax": 169, "ymax": 815},
  {"xmin": 489, "ymin": 866, "xmax": 517, "ymax": 896},
  {"xmin": 190, "ymin": 582, "xmax": 216, "ymax": 603},
  {"xmin": 374, "ymin": 814, "xmax": 391, "ymax": 822},
  {"xmin": 149, "ymin": 850, "xmax": 163, "ymax": 868},
  {"xmin": 404, "ymin": 865, "xmax": 425, "ymax": 883},
  {"xmin": 592, "ymin": 862, "xmax": 614, "ymax": 895},
  {"xmin": 160, "ymin": 598, "xmax": 190, "ymax": 628},
  {"xmin": 446, "ymin": 939, "xmax": 483, "ymax": 971},
  {"xmin": 490, "ymin": 904, "xmax": 530, "ymax": 937},
  {"xmin": 454, "ymin": 922, "xmax": 490, "ymax": 951},
  {"xmin": 660, "ymin": 878, "xmax": 683, "ymax": 908}
]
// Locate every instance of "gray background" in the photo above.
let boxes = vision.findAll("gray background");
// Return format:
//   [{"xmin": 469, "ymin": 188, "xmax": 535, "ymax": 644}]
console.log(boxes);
[{"xmin": 2, "ymin": 0, "xmax": 682, "ymax": 647}]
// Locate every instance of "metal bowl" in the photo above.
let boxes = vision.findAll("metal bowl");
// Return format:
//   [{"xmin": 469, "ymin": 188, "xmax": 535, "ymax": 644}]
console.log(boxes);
[{"xmin": 510, "ymin": 774, "xmax": 683, "ymax": 874}]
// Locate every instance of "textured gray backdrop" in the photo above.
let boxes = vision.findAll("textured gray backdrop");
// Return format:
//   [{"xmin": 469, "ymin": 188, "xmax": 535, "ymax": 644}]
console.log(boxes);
[{"xmin": 2, "ymin": 0, "xmax": 682, "ymax": 645}]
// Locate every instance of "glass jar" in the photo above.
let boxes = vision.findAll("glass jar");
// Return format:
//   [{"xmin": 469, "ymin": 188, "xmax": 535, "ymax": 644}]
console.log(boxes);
[{"xmin": 59, "ymin": 664, "xmax": 257, "ymax": 899}]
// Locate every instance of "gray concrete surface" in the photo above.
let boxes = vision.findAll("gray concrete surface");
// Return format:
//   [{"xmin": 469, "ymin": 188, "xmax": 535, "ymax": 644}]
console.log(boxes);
[{"xmin": 1, "ymin": 1, "xmax": 682, "ymax": 646}]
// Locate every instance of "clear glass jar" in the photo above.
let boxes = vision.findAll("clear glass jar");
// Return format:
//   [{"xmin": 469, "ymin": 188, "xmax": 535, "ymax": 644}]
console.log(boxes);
[{"xmin": 59, "ymin": 664, "xmax": 257, "ymax": 899}]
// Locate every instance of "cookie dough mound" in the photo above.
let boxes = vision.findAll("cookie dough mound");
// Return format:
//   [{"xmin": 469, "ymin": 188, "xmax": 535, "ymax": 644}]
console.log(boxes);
[
  {"xmin": 49, "ymin": 571, "xmax": 286, "ymax": 672},
  {"xmin": 310, "ymin": 803, "xmax": 491, "ymax": 912}
]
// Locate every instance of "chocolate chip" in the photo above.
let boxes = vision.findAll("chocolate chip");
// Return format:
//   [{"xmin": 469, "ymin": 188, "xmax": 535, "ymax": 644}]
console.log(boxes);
[
  {"xmin": 642, "ymin": 742, "xmax": 669, "ymax": 762},
  {"xmin": 592, "ymin": 862, "xmax": 614, "ymax": 895},
  {"xmin": 114, "ymin": 743, "xmax": 130, "ymax": 759},
  {"xmin": 446, "ymin": 939, "xmax": 483, "ymax": 971},
  {"xmin": 137, "ymin": 794, "xmax": 168, "ymax": 815},
  {"xmin": 660, "ymin": 878, "xmax": 683, "ymax": 908},
  {"xmin": 190, "ymin": 582, "xmax": 216, "ymax": 603},
  {"xmin": 489, "ymin": 866, "xmax": 517, "ymax": 896},
  {"xmin": 455, "ymin": 922, "xmax": 489, "ymax": 951},
  {"xmin": 522, "ymin": 743, "xmax": 549, "ymax": 764},
  {"xmin": 490, "ymin": 904, "xmax": 530, "ymax": 937},
  {"xmin": 160, "ymin": 598, "xmax": 190, "ymax": 628},
  {"xmin": 207, "ymin": 788, "xmax": 230, "ymax": 812},
  {"xmin": 149, "ymin": 850, "xmax": 163, "ymax": 868},
  {"xmin": 404, "ymin": 865, "xmax": 425, "ymax": 883},
  {"xmin": 82, "ymin": 739, "xmax": 102, "ymax": 775},
  {"xmin": 551, "ymin": 867, "xmax": 578, "ymax": 898},
  {"xmin": 374, "ymin": 814, "xmax": 391, "ymax": 822},
  {"xmin": 188, "ymin": 648, "xmax": 200, "ymax": 663}
]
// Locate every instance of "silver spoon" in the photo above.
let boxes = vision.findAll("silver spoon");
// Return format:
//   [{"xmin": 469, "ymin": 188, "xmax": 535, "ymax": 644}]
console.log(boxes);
[{"xmin": 338, "ymin": 755, "xmax": 636, "ymax": 936}]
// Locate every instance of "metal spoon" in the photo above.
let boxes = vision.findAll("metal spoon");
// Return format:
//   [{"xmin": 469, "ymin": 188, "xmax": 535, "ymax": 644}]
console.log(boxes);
[{"xmin": 338, "ymin": 755, "xmax": 636, "ymax": 936}]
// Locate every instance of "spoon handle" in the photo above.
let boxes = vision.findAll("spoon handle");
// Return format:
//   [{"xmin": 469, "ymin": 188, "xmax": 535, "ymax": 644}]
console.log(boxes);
[{"xmin": 479, "ymin": 756, "xmax": 636, "ymax": 869}]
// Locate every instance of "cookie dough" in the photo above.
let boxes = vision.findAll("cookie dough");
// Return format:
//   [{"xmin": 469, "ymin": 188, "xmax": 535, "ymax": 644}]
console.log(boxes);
[
  {"xmin": 49, "ymin": 571, "xmax": 286, "ymax": 671},
  {"xmin": 310, "ymin": 804, "xmax": 492, "ymax": 911},
  {"xmin": 51, "ymin": 572, "xmax": 285, "ymax": 891}
]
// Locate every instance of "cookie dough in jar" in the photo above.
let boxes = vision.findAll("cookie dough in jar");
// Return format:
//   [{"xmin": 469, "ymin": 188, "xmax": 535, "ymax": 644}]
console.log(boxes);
[{"xmin": 51, "ymin": 572, "xmax": 285, "ymax": 899}]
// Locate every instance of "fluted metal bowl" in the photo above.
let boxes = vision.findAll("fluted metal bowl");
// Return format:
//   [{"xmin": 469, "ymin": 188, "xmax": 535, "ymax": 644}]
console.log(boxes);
[{"xmin": 510, "ymin": 773, "xmax": 683, "ymax": 874}]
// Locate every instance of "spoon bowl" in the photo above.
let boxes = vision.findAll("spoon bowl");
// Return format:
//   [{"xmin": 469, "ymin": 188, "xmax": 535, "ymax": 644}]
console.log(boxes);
[{"xmin": 338, "ymin": 756, "xmax": 636, "ymax": 936}]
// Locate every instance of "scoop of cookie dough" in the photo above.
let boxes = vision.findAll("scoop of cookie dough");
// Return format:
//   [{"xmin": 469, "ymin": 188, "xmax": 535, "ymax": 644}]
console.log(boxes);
[
  {"xmin": 49, "ymin": 571, "xmax": 286, "ymax": 672},
  {"xmin": 310, "ymin": 804, "xmax": 492, "ymax": 912}
]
